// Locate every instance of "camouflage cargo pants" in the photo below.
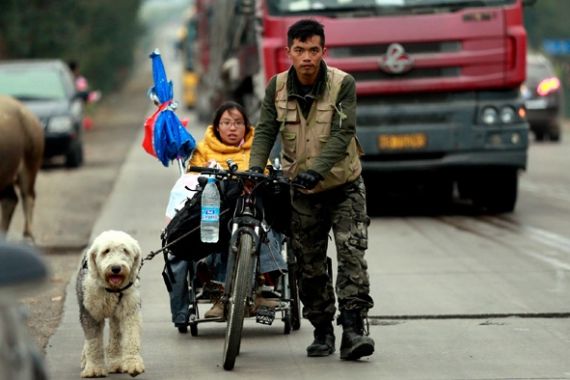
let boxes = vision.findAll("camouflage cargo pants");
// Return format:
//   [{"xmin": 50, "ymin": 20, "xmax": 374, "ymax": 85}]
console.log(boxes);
[{"xmin": 290, "ymin": 176, "xmax": 374, "ymax": 327}]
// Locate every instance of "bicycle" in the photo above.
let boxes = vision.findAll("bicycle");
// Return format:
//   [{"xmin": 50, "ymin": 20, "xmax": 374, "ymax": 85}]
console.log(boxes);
[{"xmin": 187, "ymin": 161, "xmax": 301, "ymax": 370}]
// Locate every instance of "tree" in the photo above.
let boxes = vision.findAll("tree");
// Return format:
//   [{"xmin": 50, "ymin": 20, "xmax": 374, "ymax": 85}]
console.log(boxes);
[{"xmin": 0, "ymin": 0, "xmax": 142, "ymax": 93}]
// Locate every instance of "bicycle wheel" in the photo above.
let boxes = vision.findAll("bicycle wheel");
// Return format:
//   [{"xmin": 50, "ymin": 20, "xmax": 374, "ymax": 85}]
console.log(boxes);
[{"xmin": 222, "ymin": 232, "xmax": 254, "ymax": 371}]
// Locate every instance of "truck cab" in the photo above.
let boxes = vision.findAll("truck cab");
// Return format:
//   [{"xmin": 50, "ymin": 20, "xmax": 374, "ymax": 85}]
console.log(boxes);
[{"xmin": 194, "ymin": 0, "xmax": 532, "ymax": 212}]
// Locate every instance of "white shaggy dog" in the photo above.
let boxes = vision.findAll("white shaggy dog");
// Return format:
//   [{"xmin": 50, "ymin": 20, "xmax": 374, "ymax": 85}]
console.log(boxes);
[{"xmin": 76, "ymin": 230, "xmax": 145, "ymax": 378}]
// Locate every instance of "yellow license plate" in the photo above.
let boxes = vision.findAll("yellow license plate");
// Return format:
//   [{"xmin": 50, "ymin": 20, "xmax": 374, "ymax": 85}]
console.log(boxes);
[{"xmin": 378, "ymin": 133, "xmax": 427, "ymax": 150}]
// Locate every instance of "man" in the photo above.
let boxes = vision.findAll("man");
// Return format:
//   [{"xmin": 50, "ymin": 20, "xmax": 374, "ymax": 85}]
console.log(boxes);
[{"xmin": 249, "ymin": 19, "xmax": 374, "ymax": 360}]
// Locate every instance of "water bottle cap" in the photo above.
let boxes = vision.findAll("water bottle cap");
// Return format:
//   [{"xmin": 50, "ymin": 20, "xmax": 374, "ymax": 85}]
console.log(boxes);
[{"xmin": 207, "ymin": 177, "xmax": 216, "ymax": 183}]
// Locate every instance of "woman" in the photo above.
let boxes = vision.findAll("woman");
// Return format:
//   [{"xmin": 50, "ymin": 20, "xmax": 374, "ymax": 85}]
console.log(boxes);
[{"xmin": 167, "ymin": 101, "xmax": 286, "ymax": 330}]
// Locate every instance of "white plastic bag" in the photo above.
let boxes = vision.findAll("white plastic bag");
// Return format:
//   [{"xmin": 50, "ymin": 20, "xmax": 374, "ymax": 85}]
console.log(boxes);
[{"xmin": 165, "ymin": 173, "xmax": 200, "ymax": 220}]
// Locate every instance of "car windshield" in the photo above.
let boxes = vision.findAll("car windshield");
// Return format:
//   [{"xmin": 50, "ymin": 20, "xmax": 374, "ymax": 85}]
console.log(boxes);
[
  {"xmin": 266, "ymin": 0, "xmax": 516, "ymax": 15},
  {"xmin": 0, "ymin": 66, "xmax": 67, "ymax": 100},
  {"xmin": 528, "ymin": 59, "xmax": 553, "ymax": 79}
]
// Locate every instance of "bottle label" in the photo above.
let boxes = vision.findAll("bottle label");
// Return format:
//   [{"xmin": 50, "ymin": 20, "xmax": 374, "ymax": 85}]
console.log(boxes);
[{"xmin": 201, "ymin": 206, "xmax": 220, "ymax": 222}]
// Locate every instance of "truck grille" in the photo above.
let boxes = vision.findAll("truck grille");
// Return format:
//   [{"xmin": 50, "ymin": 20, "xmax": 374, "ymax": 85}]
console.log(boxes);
[
  {"xmin": 328, "ymin": 41, "xmax": 460, "ymax": 58},
  {"xmin": 329, "ymin": 41, "xmax": 464, "ymax": 81},
  {"xmin": 351, "ymin": 67, "xmax": 459, "ymax": 81}
]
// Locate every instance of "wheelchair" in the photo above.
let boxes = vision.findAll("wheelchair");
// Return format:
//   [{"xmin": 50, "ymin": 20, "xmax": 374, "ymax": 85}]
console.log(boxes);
[{"xmin": 162, "ymin": 163, "xmax": 301, "ymax": 339}]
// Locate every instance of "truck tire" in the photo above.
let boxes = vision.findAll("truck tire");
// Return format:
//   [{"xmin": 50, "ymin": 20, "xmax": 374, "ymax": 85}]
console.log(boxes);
[{"xmin": 472, "ymin": 169, "xmax": 518, "ymax": 213}]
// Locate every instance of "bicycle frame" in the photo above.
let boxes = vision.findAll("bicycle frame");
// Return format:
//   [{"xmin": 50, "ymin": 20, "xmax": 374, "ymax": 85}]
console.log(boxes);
[{"xmin": 222, "ymin": 188, "xmax": 264, "ymax": 311}]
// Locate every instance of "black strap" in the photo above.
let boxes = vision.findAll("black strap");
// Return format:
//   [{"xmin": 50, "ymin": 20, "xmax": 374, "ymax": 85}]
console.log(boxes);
[{"xmin": 105, "ymin": 281, "xmax": 133, "ymax": 293}]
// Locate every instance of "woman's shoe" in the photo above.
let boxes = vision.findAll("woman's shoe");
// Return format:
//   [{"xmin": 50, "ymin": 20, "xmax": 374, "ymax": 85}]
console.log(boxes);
[{"xmin": 205, "ymin": 300, "xmax": 224, "ymax": 318}]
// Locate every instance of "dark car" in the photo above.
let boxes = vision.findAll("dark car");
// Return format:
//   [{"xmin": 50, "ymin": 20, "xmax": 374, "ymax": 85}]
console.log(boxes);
[
  {"xmin": 0, "ymin": 60, "xmax": 85, "ymax": 167},
  {"xmin": 522, "ymin": 53, "xmax": 564, "ymax": 141}
]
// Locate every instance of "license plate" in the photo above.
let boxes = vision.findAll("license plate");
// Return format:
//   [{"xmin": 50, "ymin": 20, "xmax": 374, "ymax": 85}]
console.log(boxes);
[{"xmin": 378, "ymin": 133, "xmax": 427, "ymax": 150}]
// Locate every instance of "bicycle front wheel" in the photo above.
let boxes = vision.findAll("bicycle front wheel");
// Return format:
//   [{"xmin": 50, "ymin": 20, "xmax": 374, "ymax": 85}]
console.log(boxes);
[{"xmin": 222, "ymin": 232, "xmax": 254, "ymax": 371}]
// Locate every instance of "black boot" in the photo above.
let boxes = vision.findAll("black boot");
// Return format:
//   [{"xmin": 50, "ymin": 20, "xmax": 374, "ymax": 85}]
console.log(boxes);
[
  {"xmin": 306, "ymin": 322, "xmax": 335, "ymax": 357},
  {"xmin": 339, "ymin": 310, "xmax": 374, "ymax": 360}
]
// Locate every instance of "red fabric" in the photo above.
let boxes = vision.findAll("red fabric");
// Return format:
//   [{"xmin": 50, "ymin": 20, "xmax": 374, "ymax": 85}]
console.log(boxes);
[
  {"xmin": 141, "ymin": 101, "xmax": 170, "ymax": 157},
  {"xmin": 82, "ymin": 116, "xmax": 94, "ymax": 131}
]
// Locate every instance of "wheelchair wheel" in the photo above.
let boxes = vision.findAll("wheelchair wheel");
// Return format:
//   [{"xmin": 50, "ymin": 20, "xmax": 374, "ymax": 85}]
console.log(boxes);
[
  {"xmin": 223, "ymin": 233, "xmax": 254, "ymax": 371},
  {"xmin": 287, "ymin": 246, "xmax": 301, "ymax": 331},
  {"xmin": 187, "ymin": 263, "xmax": 199, "ymax": 336},
  {"xmin": 280, "ymin": 270, "xmax": 292, "ymax": 335}
]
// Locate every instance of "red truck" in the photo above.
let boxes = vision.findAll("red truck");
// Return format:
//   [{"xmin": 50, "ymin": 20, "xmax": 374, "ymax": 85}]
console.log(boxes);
[{"xmin": 193, "ymin": 0, "xmax": 534, "ymax": 212}]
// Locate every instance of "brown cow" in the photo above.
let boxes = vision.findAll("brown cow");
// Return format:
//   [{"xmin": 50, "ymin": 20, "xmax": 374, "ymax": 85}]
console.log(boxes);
[{"xmin": 0, "ymin": 95, "xmax": 44, "ymax": 241}]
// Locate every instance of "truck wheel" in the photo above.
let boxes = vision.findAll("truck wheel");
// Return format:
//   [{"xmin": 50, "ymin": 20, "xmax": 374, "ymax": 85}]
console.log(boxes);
[
  {"xmin": 473, "ymin": 169, "xmax": 518, "ymax": 213},
  {"xmin": 423, "ymin": 177, "xmax": 453, "ymax": 211}
]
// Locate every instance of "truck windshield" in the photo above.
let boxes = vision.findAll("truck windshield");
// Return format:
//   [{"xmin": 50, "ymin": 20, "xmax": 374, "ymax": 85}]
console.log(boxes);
[{"xmin": 266, "ymin": 0, "xmax": 516, "ymax": 15}]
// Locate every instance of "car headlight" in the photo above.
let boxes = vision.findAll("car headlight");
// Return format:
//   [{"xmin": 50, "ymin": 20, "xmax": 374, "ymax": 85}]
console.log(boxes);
[
  {"xmin": 48, "ymin": 116, "xmax": 73, "ymax": 133},
  {"xmin": 499, "ymin": 106, "xmax": 516, "ymax": 124},
  {"xmin": 481, "ymin": 107, "xmax": 498, "ymax": 125}
]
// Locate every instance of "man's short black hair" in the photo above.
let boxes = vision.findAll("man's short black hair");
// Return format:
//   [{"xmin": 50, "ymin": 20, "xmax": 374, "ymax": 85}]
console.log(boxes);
[{"xmin": 287, "ymin": 19, "xmax": 325, "ymax": 47}]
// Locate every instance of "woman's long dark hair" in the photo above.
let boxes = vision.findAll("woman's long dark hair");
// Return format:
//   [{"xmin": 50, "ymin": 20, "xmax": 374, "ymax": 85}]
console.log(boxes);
[{"xmin": 212, "ymin": 101, "xmax": 251, "ymax": 142}]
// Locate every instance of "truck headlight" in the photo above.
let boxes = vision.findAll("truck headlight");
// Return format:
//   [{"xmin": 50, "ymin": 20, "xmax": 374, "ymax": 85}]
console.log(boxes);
[
  {"xmin": 499, "ymin": 106, "xmax": 516, "ymax": 124},
  {"xmin": 481, "ymin": 107, "xmax": 498, "ymax": 125},
  {"xmin": 48, "ymin": 116, "xmax": 73, "ymax": 133}
]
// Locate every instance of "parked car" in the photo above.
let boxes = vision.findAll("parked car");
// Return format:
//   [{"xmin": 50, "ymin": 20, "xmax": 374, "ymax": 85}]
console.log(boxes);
[
  {"xmin": 0, "ymin": 238, "xmax": 49, "ymax": 380},
  {"xmin": 0, "ymin": 60, "xmax": 85, "ymax": 167},
  {"xmin": 522, "ymin": 53, "xmax": 564, "ymax": 141}
]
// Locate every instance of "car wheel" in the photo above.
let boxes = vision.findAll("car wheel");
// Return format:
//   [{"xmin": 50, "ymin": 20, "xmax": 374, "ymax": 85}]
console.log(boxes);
[
  {"xmin": 65, "ymin": 139, "xmax": 84, "ymax": 168},
  {"xmin": 549, "ymin": 126, "xmax": 561, "ymax": 142}
]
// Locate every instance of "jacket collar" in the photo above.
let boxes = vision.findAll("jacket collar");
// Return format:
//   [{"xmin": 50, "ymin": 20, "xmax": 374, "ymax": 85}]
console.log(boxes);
[
  {"xmin": 286, "ymin": 60, "xmax": 328, "ymax": 99},
  {"xmin": 203, "ymin": 125, "xmax": 254, "ymax": 153}
]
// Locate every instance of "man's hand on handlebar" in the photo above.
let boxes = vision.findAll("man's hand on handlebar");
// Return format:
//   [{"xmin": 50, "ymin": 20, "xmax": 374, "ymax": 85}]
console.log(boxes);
[{"xmin": 293, "ymin": 170, "xmax": 323, "ymax": 190}]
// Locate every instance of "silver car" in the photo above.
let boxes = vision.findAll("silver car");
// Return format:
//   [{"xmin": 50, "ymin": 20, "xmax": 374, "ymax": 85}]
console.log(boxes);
[{"xmin": 522, "ymin": 53, "xmax": 564, "ymax": 142}]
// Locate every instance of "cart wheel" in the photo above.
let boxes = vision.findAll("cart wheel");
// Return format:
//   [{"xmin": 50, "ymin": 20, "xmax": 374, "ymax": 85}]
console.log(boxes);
[
  {"xmin": 190, "ymin": 322, "xmax": 198, "ymax": 336},
  {"xmin": 288, "ymin": 264, "xmax": 301, "ymax": 331},
  {"xmin": 187, "ymin": 263, "xmax": 199, "ymax": 336},
  {"xmin": 283, "ymin": 310, "xmax": 292, "ymax": 335}
]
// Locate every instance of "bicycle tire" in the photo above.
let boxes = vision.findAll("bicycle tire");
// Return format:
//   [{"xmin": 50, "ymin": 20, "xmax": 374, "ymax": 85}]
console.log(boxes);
[{"xmin": 222, "ymin": 232, "xmax": 254, "ymax": 370}]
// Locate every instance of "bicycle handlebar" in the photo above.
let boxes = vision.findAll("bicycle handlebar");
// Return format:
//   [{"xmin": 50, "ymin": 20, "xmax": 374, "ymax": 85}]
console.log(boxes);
[{"xmin": 188, "ymin": 163, "xmax": 292, "ymax": 187}]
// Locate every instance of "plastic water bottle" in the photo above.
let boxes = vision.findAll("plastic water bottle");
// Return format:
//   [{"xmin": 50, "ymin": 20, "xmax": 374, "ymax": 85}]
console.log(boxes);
[{"xmin": 200, "ymin": 177, "xmax": 220, "ymax": 243}]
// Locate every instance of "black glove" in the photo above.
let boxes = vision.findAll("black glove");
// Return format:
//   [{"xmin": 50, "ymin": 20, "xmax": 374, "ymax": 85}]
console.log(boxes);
[
  {"xmin": 248, "ymin": 166, "xmax": 264, "ymax": 174},
  {"xmin": 293, "ymin": 170, "xmax": 323, "ymax": 190}
]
